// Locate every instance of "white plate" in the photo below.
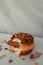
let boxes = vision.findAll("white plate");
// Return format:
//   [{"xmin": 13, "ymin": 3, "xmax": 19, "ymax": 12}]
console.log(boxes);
[{"xmin": 0, "ymin": 34, "xmax": 43, "ymax": 65}]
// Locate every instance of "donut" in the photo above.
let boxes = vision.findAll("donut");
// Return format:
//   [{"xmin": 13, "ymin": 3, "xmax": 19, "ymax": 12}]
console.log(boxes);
[{"xmin": 8, "ymin": 32, "xmax": 34, "ymax": 56}]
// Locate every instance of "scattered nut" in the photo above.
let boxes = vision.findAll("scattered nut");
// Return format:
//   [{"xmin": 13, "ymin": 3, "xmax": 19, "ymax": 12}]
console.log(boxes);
[
  {"xmin": 21, "ymin": 57, "xmax": 25, "ymax": 60},
  {"xmin": 4, "ymin": 48, "xmax": 8, "ymax": 50},
  {"xmin": 34, "ymin": 63, "xmax": 38, "ymax": 65},
  {"xmin": 0, "ymin": 45, "xmax": 2, "ymax": 51},
  {"xmin": 9, "ymin": 59, "xmax": 13, "ymax": 63},
  {"xmin": 0, "ymin": 55, "xmax": 6, "ymax": 59},
  {"xmin": 30, "ymin": 52, "xmax": 41, "ymax": 60}
]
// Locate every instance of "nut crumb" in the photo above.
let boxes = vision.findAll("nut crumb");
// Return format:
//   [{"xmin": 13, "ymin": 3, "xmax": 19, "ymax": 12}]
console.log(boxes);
[
  {"xmin": 9, "ymin": 49, "xmax": 15, "ymax": 53},
  {"xmin": 9, "ymin": 59, "xmax": 13, "ymax": 63},
  {"xmin": 0, "ymin": 46, "xmax": 2, "ymax": 51},
  {"xmin": 0, "ymin": 48, "xmax": 2, "ymax": 51},
  {"xmin": 0, "ymin": 41, "xmax": 2, "ymax": 44},
  {"xmin": 21, "ymin": 57, "xmax": 25, "ymax": 60},
  {"xmin": 0, "ymin": 55, "xmax": 6, "ymax": 59},
  {"xmin": 30, "ymin": 52, "xmax": 41, "ymax": 60},
  {"xmin": 4, "ymin": 40, "xmax": 7, "ymax": 43},
  {"xmin": 4, "ymin": 48, "xmax": 8, "ymax": 50},
  {"xmin": 0, "ymin": 45, "xmax": 2, "ymax": 47},
  {"xmin": 34, "ymin": 63, "xmax": 38, "ymax": 65}
]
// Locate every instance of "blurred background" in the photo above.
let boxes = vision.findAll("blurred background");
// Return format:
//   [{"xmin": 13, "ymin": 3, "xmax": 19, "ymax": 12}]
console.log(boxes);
[{"xmin": 0, "ymin": 0, "xmax": 43, "ymax": 37}]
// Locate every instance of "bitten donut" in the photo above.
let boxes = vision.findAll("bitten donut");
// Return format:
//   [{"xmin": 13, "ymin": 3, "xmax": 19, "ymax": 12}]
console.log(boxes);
[{"xmin": 8, "ymin": 32, "xmax": 34, "ymax": 56}]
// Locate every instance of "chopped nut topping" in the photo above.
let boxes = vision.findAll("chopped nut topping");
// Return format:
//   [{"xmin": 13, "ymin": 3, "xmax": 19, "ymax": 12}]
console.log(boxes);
[{"xmin": 7, "ymin": 32, "xmax": 34, "ymax": 47}]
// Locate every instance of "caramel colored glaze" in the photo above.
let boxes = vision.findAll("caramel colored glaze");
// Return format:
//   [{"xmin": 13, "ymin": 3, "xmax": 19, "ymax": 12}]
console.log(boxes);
[
  {"xmin": 21, "ymin": 42, "xmax": 34, "ymax": 47},
  {"xmin": 19, "ymin": 48, "xmax": 33, "ymax": 56},
  {"xmin": 9, "ymin": 46, "xmax": 15, "ymax": 53},
  {"xmin": 7, "ymin": 32, "xmax": 34, "ymax": 56},
  {"xmin": 8, "ymin": 41, "xmax": 20, "ymax": 48},
  {"xmin": 7, "ymin": 32, "xmax": 34, "ymax": 47}
]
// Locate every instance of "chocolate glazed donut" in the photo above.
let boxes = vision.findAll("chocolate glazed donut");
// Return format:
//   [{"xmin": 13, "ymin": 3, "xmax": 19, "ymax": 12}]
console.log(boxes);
[{"xmin": 8, "ymin": 32, "xmax": 34, "ymax": 56}]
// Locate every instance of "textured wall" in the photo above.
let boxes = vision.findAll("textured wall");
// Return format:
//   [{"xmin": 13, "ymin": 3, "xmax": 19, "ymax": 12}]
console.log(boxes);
[{"xmin": 0, "ymin": 0, "xmax": 43, "ymax": 37}]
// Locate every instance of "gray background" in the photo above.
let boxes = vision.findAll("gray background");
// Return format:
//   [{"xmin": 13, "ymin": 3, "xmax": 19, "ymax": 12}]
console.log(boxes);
[{"xmin": 0, "ymin": 0, "xmax": 43, "ymax": 37}]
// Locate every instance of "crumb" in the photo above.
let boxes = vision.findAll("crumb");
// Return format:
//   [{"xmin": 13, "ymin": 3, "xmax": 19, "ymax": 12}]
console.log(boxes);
[
  {"xmin": 0, "ymin": 41, "xmax": 2, "ymax": 44},
  {"xmin": 9, "ymin": 49, "xmax": 15, "ymax": 53},
  {"xmin": 4, "ymin": 40, "xmax": 7, "ymax": 43},
  {"xmin": 3, "ymin": 55, "xmax": 6, "ymax": 57},
  {"xmin": 0, "ymin": 46, "xmax": 2, "ymax": 51},
  {"xmin": 30, "ymin": 54, "xmax": 33, "ymax": 59},
  {"xmin": 34, "ymin": 63, "xmax": 38, "ymax": 65},
  {"xmin": 0, "ymin": 45, "xmax": 2, "ymax": 47},
  {"xmin": 9, "ymin": 59, "xmax": 13, "ymax": 63},
  {"xmin": 21, "ymin": 57, "xmax": 25, "ymax": 60},
  {"xmin": 0, "ymin": 40, "xmax": 5, "ymax": 44},
  {"xmin": 4, "ymin": 48, "xmax": 8, "ymax": 50},
  {"xmin": 0, "ymin": 40, "xmax": 7, "ymax": 44},
  {"xmin": 16, "ymin": 54, "xmax": 21, "ymax": 57},
  {"xmin": 0, "ymin": 55, "xmax": 6, "ymax": 59},
  {"xmin": 30, "ymin": 52, "xmax": 41, "ymax": 60},
  {"xmin": 0, "ymin": 48, "xmax": 2, "ymax": 51}
]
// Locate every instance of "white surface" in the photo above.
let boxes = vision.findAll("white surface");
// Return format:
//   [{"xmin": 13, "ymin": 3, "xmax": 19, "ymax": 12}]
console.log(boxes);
[
  {"xmin": 0, "ymin": 34, "xmax": 43, "ymax": 65},
  {"xmin": 0, "ymin": 0, "xmax": 43, "ymax": 37}
]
